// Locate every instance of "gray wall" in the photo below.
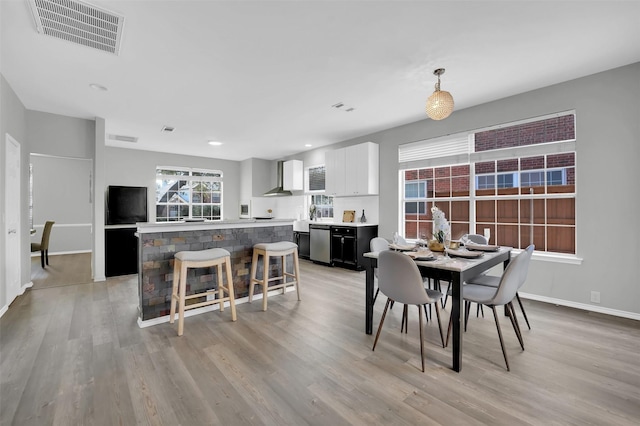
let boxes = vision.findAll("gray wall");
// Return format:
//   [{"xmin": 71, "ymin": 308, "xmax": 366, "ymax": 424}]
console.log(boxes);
[
  {"xmin": 27, "ymin": 110, "xmax": 95, "ymax": 158},
  {"xmin": 26, "ymin": 111, "xmax": 96, "ymax": 257},
  {"xmin": 3, "ymin": 63, "xmax": 639, "ymax": 317},
  {"xmin": 104, "ymin": 147, "xmax": 242, "ymax": 221},
  {"xmin": 287, "ymin": 63, "xmax": 640, "ymax": 317},
  {"xmin": 0, "ymin": 74, "xmax": 28, "ymax": 310},
  {"xmin": 30, "ymin": 154, "xmax": 93, "ymax": 253}
]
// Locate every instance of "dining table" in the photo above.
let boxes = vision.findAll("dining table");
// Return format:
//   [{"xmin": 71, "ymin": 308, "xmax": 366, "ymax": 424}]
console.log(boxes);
[{"xmin": 363, "ymin": 245, "xmax": 512, "ymax": 372}]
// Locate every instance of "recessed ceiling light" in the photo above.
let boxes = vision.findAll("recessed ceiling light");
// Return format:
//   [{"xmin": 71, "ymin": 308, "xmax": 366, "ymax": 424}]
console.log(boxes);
[
  {"xmin": 305, "ymin": 144, "xmax": 312, "ymax": 147},
  {"xmin": 208, "ymin": 141, "xmax": 223, "ymax": 146},
  {"xmin": 89, "ymin": 83, "xmax": 108, "ymax": 91},
  {"xmin": 331, "ymin": 101, "xmax": 355, "ymax": 112}
]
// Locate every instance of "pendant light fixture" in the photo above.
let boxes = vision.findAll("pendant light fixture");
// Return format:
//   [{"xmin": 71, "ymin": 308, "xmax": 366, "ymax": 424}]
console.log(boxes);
[{"xmin": 426, "ymin": 68, "xmax": 454, "ymax": 120}]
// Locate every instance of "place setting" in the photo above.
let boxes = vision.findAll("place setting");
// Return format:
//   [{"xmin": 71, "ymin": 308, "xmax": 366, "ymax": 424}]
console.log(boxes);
[
  {"xmin": 389, "ymin": 242, "xmax": 418, "ymax": 251},
  {"xmin": 404, "ymin": 249, "xmax": 436, "ymax": 261}
]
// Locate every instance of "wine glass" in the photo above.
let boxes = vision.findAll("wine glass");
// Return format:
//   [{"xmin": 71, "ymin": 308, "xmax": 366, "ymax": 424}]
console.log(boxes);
[{"xmin": 443, "ymin": 231, "xmax": 452, "ymax": 261}]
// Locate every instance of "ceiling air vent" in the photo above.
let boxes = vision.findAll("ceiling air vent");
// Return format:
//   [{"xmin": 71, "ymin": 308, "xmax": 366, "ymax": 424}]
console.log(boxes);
[
  {"xmin": 108, "ymin": 134, "xmax": 138, "ymax": 143},
  {"xmin": 161, "ymin": 126, "xmax": 175, "ymax": 133},
  {"xmin": 27, "ymin": 0, "xmax": 125, "ymax": 55}
]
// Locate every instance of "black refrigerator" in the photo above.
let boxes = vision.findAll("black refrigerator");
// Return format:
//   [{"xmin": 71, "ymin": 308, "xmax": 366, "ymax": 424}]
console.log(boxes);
[{"xmin": 105, "ymin": 186, "xmax": 148, "ymax": 277}]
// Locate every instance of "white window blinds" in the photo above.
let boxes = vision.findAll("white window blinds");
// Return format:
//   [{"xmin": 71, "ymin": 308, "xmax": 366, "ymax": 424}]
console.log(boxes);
[{"xmin": 398, "ymin": 133, "xmax": 471, "ymax": 169}]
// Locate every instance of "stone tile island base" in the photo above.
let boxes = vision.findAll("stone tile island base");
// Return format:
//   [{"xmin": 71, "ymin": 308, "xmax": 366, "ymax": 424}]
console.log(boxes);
[{"xmin": 136, "ymin": 220, "xmax": 294, "ymax": 324}]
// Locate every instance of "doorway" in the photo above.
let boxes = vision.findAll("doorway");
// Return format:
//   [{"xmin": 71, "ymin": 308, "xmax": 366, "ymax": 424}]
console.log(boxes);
[{"xmin": 29, "ymin": 154, "xmax": 93, "ymax": 287}]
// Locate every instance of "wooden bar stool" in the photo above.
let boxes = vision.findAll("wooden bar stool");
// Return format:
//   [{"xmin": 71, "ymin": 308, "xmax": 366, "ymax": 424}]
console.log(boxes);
[
  {"xmin": 249, "ymin": 241, "xmax": 301, "ymax": 311},
  {"xmin": 170, "ymin": 248, "xmax": 237, "ymax": 336}
]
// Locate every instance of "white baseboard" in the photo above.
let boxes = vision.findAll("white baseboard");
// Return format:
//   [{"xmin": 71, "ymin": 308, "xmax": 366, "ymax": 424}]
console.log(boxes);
[
  {"xmin": 0, "ymin": 282, "xmax": 33, "ymax": 319},
  {"xmin": 519, "ymin": 292, "xmax": 640, "ymax": 321},
  {"xmin": 20, "ymin": 281, "xmax": 33, "ymax": 295},
  {"xmin": 137, "ymin": 286, "xmax": 296, "ymax": 328},
  {"xmin": 31, "ymin": 250, "xmax": 92, "ymax": 257}
]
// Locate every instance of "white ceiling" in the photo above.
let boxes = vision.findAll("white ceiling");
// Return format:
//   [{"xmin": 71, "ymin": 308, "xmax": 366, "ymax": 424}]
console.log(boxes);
[{"xmin": 2, "ymin": 0, "xmax": 640, "ymax": 161}]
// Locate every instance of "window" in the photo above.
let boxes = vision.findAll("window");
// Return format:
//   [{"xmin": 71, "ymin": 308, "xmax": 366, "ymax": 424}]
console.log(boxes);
[
  {"xmin": 304, "ymin": 164, "xmax": 333, "ymax": 219},
  {"xmin": 401, "ymin": 164, "xmax": 471, "ymax": 241},
  {"xmin": 405, "ymin": 181, "xmax": 426, "ymax": 198},
  {"xmin": 307, "ymin": 165, "xmax": 326, "ymax": 192},
  {"xmin": 497, "ymin": 173, "xmax": 517, "ymax": 188},
  {"xmin": 310, "ymin": 194, "xmax": 333, "ymax": 219},
  {"xmin": 476, "ymin": 174, "xmax": 495, "ymax": 190},
  {"xmin": 156, "ymin": 167, "xmax": 223, "ymax": 221},
  {"xmin": 399, "ymin": 112, "xmax": 576, "ymax": 255}
]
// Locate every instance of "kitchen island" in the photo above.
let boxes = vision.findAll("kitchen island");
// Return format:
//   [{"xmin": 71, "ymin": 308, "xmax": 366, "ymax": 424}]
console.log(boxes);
[{"xmin": 135, "ymin": 219, "xmax": 294, "ymax": 325}]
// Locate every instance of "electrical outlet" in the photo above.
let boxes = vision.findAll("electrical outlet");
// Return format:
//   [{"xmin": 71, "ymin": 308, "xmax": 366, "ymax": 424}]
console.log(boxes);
[{"xmin": 590, "ymin": 291, "xmax": 600, "ymax": 303}]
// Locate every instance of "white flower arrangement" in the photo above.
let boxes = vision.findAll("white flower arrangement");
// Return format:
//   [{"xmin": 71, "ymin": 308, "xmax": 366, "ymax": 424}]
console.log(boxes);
[{"xmin": 431, "ymin": 205, "xmax": 450, "ymax": 243}]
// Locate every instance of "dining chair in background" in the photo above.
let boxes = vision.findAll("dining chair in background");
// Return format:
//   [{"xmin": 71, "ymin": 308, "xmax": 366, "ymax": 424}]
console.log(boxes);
[
  {"xmin": 461, "ymin": 233, "xmax": 489, "ymax": 245},
  {"xmin": 394, "ymin": 233, "xmax": 408, "ymax": 245},
  {"xmin": 466, "ymin": 245, "xmax": 534, "ymax": 329},
  {"xmin": 458, "ymin": 233, "xmax": 491, "ymax": 316},
  {"xmin": 369, "ymin": 237, "xmax": 390, "ymax": 304},
  {"xmin": 372, "ymin": 250, "xmax": 445, "ymax": 372},
  {"xmin": 442, "ymin": 233, "xmax": 490, "ymax": 308},
  {"xmin": 445, "ymin": 244, "xmax": 534, "ymax": 371},
  {"xmin": 31, "ymin": 221, "xmax": 55, "ymax": 268}
]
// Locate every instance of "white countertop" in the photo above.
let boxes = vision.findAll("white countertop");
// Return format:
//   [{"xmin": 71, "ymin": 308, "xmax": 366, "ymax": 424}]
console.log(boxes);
[
  {"xmin": 294, "ymin": 220, "xmax": 378, "ymax": 232},
  {"xmin": 137, "ymin": 218, "xmax": 294, "ymax": 233},
  {"xmin": 313, "ymin": 222, "xmax": 377, "ymax": 227}
]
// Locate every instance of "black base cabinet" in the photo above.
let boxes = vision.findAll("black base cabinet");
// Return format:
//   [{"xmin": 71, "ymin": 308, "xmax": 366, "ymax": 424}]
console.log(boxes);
[
  {"xmin": 294, "ymin": 231, "xmax": 310, "ymax": 259},
  {"xmin": 105, "ymin": 227, "xmax": 138, "ymax": 277},
  {"xmin": 331, "ymin": 225, "xmax": 378, "ymax": 271}
]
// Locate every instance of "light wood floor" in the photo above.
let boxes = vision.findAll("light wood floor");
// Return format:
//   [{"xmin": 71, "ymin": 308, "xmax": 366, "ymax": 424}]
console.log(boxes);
[
  {"xmin": 2, "ymin": 256, "xmax": 640, "ymax": 425},
  {"xmin": 30, "ymin": 253, "xmax": 92, "ymax": 290}
]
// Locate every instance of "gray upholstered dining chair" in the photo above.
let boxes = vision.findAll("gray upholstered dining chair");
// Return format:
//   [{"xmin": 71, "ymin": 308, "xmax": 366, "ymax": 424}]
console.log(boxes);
[
  {"xmin": 394, "ymin": 234, "xmax": 408, "ymax": 245},
  {"xmin": 461, "ymin": 233, "xmax": 489, "ymax": 245},
  {"xmin": 445, "ymin": 244, "xmax": 534, "ymax": 371},
  {"xmin": 466, "ymin": 245, "xmax": 534, "ymax": 329},
  {"xmin": 457, "ymin": 233, "xmax": 490, "ymax": 315},
  {"xmin": 31, "ymin": 221, "xmax": 55, "ymax": 268},
  {"xmin": 372, "ymin": 250, "xmax": 445, "ymax": 372},
  {"xmin": 369, "ymin": 237, "xmax": 390, "ymax": 304},
  {"xmin": 442, "ymin": 234, "xmax": 490, "ymax": 308}
]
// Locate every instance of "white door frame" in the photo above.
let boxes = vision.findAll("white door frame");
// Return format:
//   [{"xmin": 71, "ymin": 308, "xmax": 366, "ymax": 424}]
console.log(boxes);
[{"xmin": 4, "ymin": 133, "xmax": 23, "ymax": 310}]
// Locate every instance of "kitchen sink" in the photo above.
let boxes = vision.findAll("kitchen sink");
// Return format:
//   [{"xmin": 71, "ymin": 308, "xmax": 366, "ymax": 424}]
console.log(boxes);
[{"xmin": 293, "ymin": 220, "xmax": 310, "ymax": 232}]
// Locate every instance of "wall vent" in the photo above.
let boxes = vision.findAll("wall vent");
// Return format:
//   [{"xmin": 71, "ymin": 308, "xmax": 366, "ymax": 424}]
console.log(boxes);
[
  {"xmin": 27, "ymin": 0, "xmax": 125, "ymax": 55},
  {"xmin": 108, "ymin": 134, "xmax": 138, "ymax": 143}
]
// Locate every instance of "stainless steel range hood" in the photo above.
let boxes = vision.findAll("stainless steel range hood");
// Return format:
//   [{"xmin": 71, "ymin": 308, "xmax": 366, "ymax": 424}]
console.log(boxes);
[{"xmin": 264, "ymin": 161, "xmax": 293, "ymax": 197}]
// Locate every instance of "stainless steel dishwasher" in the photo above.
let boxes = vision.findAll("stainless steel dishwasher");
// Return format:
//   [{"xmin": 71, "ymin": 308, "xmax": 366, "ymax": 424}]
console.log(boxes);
[{"xmin": 309, "ymin": 224, "xmax": 331, "ymax": 265}]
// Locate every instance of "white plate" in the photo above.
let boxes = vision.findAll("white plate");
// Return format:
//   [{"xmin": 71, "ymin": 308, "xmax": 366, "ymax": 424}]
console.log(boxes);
[
  {"xmin": 464, "ymin": 243, "xmax": 500, "ymax": 252},
  {"xmin": 447, "ymin": 248, "xmax": 484, "ymax": 258},
  {"xmin": 389, "ymin": 243, "xmax": 416, "ymax": 251},
  {"xmin": 405, "ymin": 251, "xmax": 435, "ymax": 261}
]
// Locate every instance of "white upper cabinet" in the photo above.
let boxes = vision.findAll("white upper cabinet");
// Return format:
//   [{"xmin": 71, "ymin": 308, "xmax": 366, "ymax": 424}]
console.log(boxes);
[
  {"xmin": 325, "ymin": 148, "xmax": 346, "ymax": 196},
  {"xmin": 326, "ymin": 142, "xmax": 379, "ymax": 197},
  {"xmin": 283, "ymin": 160, "xmax": 303, "ymax": 190}
]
